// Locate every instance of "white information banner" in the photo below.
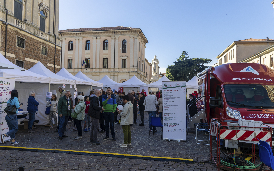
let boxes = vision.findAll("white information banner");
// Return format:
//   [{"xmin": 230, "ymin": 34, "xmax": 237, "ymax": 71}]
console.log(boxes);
[
  {"xmin": 162, "ymin": 81, "xmax": 186, "ymax": 141},
  {"xmin": 0, "ymin": 78, "xmax": 15, "ymax": 143}
]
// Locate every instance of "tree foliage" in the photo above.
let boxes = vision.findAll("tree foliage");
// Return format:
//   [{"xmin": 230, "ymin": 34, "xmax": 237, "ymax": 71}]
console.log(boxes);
[{"xmin": 166, "ymin": 51, "xmax": 212, "ymax": 82}]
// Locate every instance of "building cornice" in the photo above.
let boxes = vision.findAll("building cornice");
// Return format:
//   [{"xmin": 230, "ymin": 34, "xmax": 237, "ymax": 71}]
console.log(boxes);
[{"xmin": 59, "ymin": 28, "xmax": 148, "ymax": 44}]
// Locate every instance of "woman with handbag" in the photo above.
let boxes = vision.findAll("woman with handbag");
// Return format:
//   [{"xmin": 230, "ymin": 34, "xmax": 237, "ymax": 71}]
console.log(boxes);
[
  {"xmin": 72, "ymin": 95, "xmax": 86, "ymax": 140},
  {"xmin": 2, "ymin": 90, "xmax": 20, "ymax": 145}
]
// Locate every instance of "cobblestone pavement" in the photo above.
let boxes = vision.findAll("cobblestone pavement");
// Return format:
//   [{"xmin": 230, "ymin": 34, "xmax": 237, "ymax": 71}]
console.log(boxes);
[{"xmin": 0, "ymin": 114, "xmax": 220, "ymax": 170}]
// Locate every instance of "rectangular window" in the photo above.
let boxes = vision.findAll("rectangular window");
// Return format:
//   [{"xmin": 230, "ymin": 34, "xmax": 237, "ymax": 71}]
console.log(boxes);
[
  {"xmin": 271, "ymin": 55, "xmax": 273, "ymax": 67},
  {"xmin": 233, "ymin": 49, "xmax": 234, "ymax": 58},
  {"xmin": 122, "ymin": 59, "xmax": 126, "ymax": 68},
  {"xmin": 85, "ymin": 58, "xmax": 90, "ymax": 68},
  {"xmin": 68, "ymin": 59, "xmax": 72, "ymax": 69},
  {"xmin": 17, "ymin": 36, "xmax": 25, "ymax": 48},
  {"xmin": 14, "ymin": 0, "xmax": 23, "ymax": 21},
  {"xmin": 219, "ymin": 59, "xmax": 222, "ymax": 66},
  {"xmin": 224, "ymin": 54, "xmax": 228, "ymax": 63},
  {"xmin": 16, "ymin": 60, "xmax": 23, "ymax": 68},
  {"xmin": 103, "ymin": 58, "xmax": 108, "ymax": 68},
  {"xmin": 41, "ymin": 46, "xmax": 47, "ymax": 55}
]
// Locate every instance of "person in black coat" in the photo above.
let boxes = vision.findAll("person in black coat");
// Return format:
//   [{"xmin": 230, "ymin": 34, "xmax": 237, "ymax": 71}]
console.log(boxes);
[
  {"xmin": 188, "ymin": 94, "xmax": 197, "ymax": 118},
  {"xmin": 98, "ymin": 91, "xmax": 105, "ymax": 132},
  {"xmin": 132, "ymin": 91, "xmax": 138, "ymax": 124},
  {"xmin": 88, "ymin": 89, "xmax": 104, "ymax": 145},
  {"xmin": 138, "ymin": 93, "xmax": 145, "ymax": 126}
]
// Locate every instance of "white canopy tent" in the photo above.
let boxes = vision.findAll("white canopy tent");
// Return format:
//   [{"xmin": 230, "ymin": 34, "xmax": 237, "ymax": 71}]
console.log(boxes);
[
  {"xmin": 0, "ymin": 55, "xmax": 56, "ymax": 125},
  {"xmin": 98, "ymin": 75, "xmax": 120, "ymax": 91},
  {"xmin": 56, "ymin": 68, "xmax": 92, "ymax": 85},
  {"xmin": 120, "ymin": 75, "xmax": 148, "ymax": 93},
  {"xmin": 75, "ymin": 71, "xmax": 103, "ymax": 87},
  {"xmin": 149, "ymin": 75, "xmax": 170, "ymax": 89},
  {"xmin": 29, "ymin": 62, "xmax": 74, "ymax": 85},
  {"xmin": 57, "ymin": 68, "xmax": 93, "ymax": 97},
  {"xmin": 120, "ymin": 75, "xmax": 147, "ymax": 87},
  {"xmin": 186, "ymin": 76, "xmax": 198, "ymax": 89}
]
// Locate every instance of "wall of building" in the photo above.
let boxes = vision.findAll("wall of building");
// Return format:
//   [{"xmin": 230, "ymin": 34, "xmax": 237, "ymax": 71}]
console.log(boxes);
[
  {"xmin": 236, "ymin": 43, "xmax": 274, "ymax": 62},
  {"xmin": 0, "ymin": 0, "xmax": 60, "ymax": 45},
  {"xmin": 0, "ymin": 21, "xmax": 61, "ymax": 72}
]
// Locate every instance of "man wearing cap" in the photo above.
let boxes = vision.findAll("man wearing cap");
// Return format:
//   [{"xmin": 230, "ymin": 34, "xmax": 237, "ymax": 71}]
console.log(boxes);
[{"xmin": 57, "ymin": 90, "xmax": 74, "ymax": 140}]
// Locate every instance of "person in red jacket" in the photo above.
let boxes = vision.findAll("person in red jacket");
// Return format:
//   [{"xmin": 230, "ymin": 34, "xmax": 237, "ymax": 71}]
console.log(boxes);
[{"xmin": 83, "ymin": 96, "xmax": 90, "ymax": 132}]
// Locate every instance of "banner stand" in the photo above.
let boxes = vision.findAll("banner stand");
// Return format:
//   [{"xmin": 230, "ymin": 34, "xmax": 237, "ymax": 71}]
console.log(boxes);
[{"xmin": 162, "ymin": 81, "xmax": 186, "ymax": 141}]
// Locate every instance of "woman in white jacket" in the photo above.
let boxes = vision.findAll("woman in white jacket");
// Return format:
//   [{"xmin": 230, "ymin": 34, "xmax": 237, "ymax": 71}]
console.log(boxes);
[
  {"xmin": 118, "ymin": 95, "xmax": 133, "ymax": 148},
  {"xmin": 74, "ymin": 96, "xmax": 86, "ymax": 140}
]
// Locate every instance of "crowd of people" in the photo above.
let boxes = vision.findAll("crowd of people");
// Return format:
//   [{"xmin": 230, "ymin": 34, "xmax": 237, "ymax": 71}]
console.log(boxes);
[{"xmin": 2, "ymin": 87, "xmax": 163, "ymax": 148}]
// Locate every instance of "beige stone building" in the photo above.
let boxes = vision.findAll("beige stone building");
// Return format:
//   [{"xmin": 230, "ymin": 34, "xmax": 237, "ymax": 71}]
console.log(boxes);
[
  {"xmin": 240, "ymin": 45, "xmax": 274, "ymax": 68},
  {"xmin": 0, "ymin": 0, "xmax": 61, "ymax": 72},
  {"xmin": 216, "ymin": 38, "xmax": 274, "ymax": 66},
  {"xmin": 59, "ymin": 26, "xmax": 156, "ymax": 84}
]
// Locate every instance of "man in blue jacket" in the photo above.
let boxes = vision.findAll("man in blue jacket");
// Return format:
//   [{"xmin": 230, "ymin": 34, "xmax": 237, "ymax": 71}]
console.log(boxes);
[{"xmin": 27, "ymin": 91, "xmax": 39, "ymax": 133}]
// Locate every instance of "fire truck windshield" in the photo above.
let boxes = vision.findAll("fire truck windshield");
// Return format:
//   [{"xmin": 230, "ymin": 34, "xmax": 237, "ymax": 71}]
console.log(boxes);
[{"xmin": 224, "ymin": 84, "xmax": 274, "ymax": 109}]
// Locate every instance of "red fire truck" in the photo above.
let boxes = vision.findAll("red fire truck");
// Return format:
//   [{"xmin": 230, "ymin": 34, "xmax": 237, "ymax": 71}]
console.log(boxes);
[
  {"xmin": 200, "ymin": 63, "xmax": 274, "ymax": 126},
  {"xmin": 198, "ymin": 63, "xmax": 274, "ymax": 169}
]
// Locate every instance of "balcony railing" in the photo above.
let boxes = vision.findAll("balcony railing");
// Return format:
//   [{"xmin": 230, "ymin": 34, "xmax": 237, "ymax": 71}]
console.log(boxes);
[{"xmin": 14, "ymin": 19, "xmax": 25, "ymax": 30}]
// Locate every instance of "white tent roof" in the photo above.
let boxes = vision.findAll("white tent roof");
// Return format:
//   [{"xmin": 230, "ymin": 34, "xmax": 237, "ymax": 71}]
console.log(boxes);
[
  {"xmin": 186, "ymin": 76, "xmax": 198, "ymax": 89},
  {"xmin": 28, "ymin": 62, "xmax": 74, "ymax": 84},
  {"xmin": 0, "ymin": 54, "xmax": 51, "ymax": 83},
  {"xmin": 149, "ymin": 75, "xmax": 170, "ymax": 88},
  {"xmin": 56, "ymin": 68, "xmax": 92, "ymax": 85},
  {"xmin": 98, "ymin": 75, "xmax": 120, "ymax": 87},
  {"xmin": 75, "ymin": 71, "xmax": 103, "ymax": 87},
  {"xmin": 120, "ymin": 75, "xmax": 147, "ymax": 87}
]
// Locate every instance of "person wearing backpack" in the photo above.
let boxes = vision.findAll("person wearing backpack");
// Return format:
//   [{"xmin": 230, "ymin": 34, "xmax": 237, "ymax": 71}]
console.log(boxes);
[
  {"xmin": 46, "ymin": 94, "xmax": 58, "ymax": 128},
  {"xmin": 74, "ymin": 95, "xmax": 86, "ymax": 140},
  {"xmin": 2, "ymin": 90, "xmax": 20, "ymax": 145}
]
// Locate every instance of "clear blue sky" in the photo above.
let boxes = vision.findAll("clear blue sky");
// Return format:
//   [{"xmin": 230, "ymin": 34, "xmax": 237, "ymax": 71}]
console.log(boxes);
[{"xmin": 59, "ymin": 0, "xmax": 274, "ymax": 73}]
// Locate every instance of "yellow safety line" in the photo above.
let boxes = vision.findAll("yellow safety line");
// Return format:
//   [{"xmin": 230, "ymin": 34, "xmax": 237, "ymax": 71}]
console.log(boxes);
[{"xmin": 0, "ymin": 146, "xmax": 193, "ymax": 162}]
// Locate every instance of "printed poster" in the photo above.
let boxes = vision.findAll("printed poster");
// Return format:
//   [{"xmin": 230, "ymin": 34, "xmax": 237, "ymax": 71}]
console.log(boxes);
[
  {"xmin": 162, "ymin": 81, "xmax": 186, "ymax": 141},
  {"xmin": 0, "ymin": 78, "xmax": 15, "ymax": 143}
]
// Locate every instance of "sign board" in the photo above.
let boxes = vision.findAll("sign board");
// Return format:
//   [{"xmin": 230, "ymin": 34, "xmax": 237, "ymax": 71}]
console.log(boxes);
[
  {"xmin": 0, "ymin": 78, "xmax": 15, "ymax": 143},
  {"xmin": 162, "ymin": 81, "xmax": 186, "ymax": 141}
]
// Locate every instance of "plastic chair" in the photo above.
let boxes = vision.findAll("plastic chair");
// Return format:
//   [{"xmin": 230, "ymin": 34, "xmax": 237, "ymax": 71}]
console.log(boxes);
[
  {"xmin": 259, "ymin": 140, "xmax": 274, "ymax": 169},
  {"xmin": 149, "ymin": 117, "xmax": 163, "ymax": 136}
]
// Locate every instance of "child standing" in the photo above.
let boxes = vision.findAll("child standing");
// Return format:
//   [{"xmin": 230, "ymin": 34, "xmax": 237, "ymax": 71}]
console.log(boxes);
[
  {"xmin": 83, "ymin": 96, "xmax": 90, "ymax": 132},
  {"xmin": 46, "ymin": 94, "xmax": 58, "ymax": 128}
]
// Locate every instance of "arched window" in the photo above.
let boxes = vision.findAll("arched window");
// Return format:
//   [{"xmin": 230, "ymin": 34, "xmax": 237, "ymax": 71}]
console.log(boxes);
[
  {"xmin": 68, "ymin": 41, "xmax": 73, "ymax": 51},
  {"xmin": 85, "ymin": 40, "xmax": 90, "ymax": 50},
  {"xmin": 122, "ymin": 39, "xmax": 127, "ymax": 53},
  {"xmin": 103, "ymin": 40, "xmax": 108, "ymax": 50}
]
